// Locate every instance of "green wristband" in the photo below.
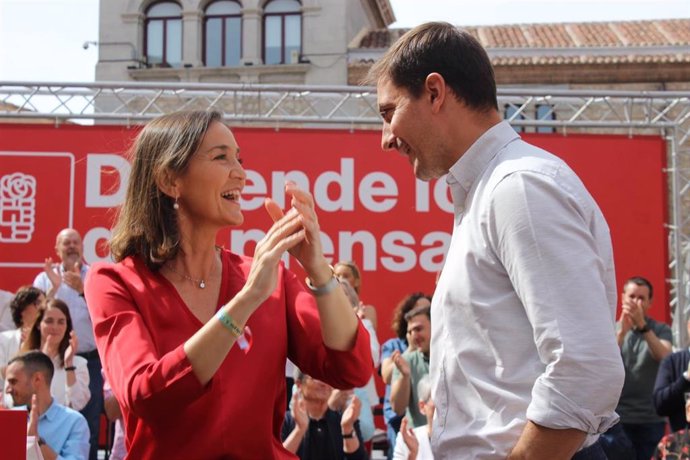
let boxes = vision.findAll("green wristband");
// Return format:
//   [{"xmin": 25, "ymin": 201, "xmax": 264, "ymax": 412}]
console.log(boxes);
[{"xmin": 216, "ymin": 310, "xmax": 242, "ymax": 338}]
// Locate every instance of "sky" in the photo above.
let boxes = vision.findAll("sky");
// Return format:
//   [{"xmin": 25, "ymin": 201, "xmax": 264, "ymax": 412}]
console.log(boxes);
[{"xmin": 0, "ymin": 0, "xmax": 688, "ymax": 82}]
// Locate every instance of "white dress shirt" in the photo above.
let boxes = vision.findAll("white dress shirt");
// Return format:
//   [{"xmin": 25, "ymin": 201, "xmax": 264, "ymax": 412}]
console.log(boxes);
[
  {"xmin": 34, "ymin": 264, "xmax": 96, "ymax": 353},
  {"xmin": 430, "ymin": 121, "xmax": 625, "ymax": 459}
]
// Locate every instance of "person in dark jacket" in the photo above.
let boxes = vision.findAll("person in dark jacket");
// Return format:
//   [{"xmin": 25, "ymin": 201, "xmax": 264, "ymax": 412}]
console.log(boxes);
[{"xmin": 653, "ymin": 319, "xmax": 690, "ymax": 431}]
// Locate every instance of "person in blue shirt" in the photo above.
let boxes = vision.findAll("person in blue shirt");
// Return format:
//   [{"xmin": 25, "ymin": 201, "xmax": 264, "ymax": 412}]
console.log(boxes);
[{"xmin": 5, "ymin": 350, "xmax": 90, "ymax": 460}]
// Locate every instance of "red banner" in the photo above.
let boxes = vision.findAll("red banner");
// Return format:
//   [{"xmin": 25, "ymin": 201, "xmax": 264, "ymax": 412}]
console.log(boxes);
[{"xmin": 0, "ymin": 123, "xmax": 669, "ymax": 338}]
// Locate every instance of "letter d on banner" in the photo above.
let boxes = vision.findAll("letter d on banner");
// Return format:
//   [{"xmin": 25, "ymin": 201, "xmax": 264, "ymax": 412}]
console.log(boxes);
[{"xmin": 86, "ymin": 154, "xmax": 131, "ymax": 208}]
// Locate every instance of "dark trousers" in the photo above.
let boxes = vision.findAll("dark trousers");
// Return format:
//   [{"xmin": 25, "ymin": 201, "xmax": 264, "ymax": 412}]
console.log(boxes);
[
  {"xmin": 572, "ymin": 440, "xmax": 608, "ymax": 460},
  {"xmin": 79, "ymin": 350, "xmax": 103, "ymax": 460},
  {"xmin": 622, "ymin": 421, "xmax": 666, "ymax": 460}
]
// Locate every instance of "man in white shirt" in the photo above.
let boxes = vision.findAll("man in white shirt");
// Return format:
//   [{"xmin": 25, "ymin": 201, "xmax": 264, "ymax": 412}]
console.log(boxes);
[{"xmin": 365, "ymin": 22, "xmax": 624, "ymax": 459}]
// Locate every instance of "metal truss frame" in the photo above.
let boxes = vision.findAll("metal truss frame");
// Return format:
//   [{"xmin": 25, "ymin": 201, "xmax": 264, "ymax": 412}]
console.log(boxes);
[{"xmin": 2, "ymin": 81, "xmax": 690, "ymax": 346}]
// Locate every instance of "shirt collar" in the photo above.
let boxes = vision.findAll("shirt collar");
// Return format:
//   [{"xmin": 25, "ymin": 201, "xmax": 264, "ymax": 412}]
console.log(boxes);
[
  {"xmin": 40, "ymin": 399, "xmax": 59, "ymax": 422},
  {"xmin": 446, "ymin": 121, "xmax": 520, "ymax": 203}
]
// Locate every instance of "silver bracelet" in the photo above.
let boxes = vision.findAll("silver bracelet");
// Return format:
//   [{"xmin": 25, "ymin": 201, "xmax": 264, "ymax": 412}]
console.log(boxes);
[{"xmin": 305, "ymin": 274, "xmax": 340, "ymax": 296}]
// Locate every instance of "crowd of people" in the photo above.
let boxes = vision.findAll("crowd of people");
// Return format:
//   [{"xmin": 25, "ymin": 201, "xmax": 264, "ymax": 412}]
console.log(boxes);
[{"xmin": 0, "ymin": 20, "xmax": 687, "ymax": 460}]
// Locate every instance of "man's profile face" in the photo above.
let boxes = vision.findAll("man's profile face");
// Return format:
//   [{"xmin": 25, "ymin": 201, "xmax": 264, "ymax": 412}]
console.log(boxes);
[
  {"xmin": 376, "ymin": 77, "xmax": 447, "ymax": 181},
  {"xmin": 5, "ymin": 362, "xmax": 34, "ymax": 407},
  {"xmin": 55, "ymin": 229, "xmax": 83, "ymax": 267},
  {"xmin": 407, "ymin": 313, "xmax": 431, "ymax": 355},
  {"xmin": 622, "ymin": 282, "xmax": 652, "ymax": 313}
]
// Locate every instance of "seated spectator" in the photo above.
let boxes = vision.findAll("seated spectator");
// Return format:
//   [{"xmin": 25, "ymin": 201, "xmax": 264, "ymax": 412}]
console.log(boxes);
[
  {"xmin": 653, "ymin": 396, "xmax": 690, "ymax": 459},
  {"xmin": 654, "ymin": 318, "xmax": 690, "ymax": 432},
  {"xmin": 391, "ymin": 304, "xmax": 431, "ymax": 428},
  {"xmin": 5, "ymin": 350, "xmax": 90, "ymax": 459},
  {"xmin": 19, "ymin": 299, "xmax": 90, "ymax": 411},
  {"xmin": 282, "ymin": 368, "xmax": 367, "ymax": 460},
  {"xmin": 380, "ymin": 293, "xmax": 431, "ymax": 459},
  {"xmin": 1, "ymin": 286, "xmax": 44, "ymax": 403},
  {"xmin": 393, "ymin": 375, "xmax": 434, "ymax": 460},
  {"xmin": 103, "ymin": 372, "xmax": 126, "ymax": 460}
]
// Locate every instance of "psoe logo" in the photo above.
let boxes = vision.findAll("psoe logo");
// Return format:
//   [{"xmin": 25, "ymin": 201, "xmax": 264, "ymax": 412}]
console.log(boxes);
[
  {"xmin": 0, "ymin": 172, "xmax": 36, "ymax": 243},
  {"xmin": 0, "ymin": 152, "xmax": 74, "ymax": 268}
]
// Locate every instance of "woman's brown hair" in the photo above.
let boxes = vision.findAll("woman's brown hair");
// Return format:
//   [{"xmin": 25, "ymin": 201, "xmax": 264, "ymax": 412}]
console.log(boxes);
[
  {"xmin": 22, "ymin": 298, "xmax": 73, "ymax": 368},
  {"xmin": 109, "ymin": 110, "xmax": 222, "ymax": 270}
]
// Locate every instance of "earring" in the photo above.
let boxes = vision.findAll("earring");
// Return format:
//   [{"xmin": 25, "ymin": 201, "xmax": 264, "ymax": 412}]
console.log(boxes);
[{"xmin": 173, "ymin": 196, "xmax": 179, "ymax": 210}]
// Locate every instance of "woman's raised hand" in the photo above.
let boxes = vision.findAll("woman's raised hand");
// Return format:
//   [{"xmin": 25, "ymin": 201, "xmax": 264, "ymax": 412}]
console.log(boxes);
[
  {"xmin": 264, "ymin": 182, "xmax": 328, "ymax": 280},
  {"xmin": 241, "ymin": 203, "xmax": 306, "ymax": 306}
]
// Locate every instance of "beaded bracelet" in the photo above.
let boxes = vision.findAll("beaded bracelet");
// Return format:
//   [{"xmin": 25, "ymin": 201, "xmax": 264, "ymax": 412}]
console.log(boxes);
[{"xmin": 216, "ymin": 309, "xmax": 243, "ymax": 339}]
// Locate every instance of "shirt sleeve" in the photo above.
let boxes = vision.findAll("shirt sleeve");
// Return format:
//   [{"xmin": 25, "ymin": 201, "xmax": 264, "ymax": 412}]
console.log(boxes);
[
  {"xmin": 284, "ymin": 267, "xmax": 372, "ymax": 390},
  {"xmin": 84, "ymin": 263, "xmax": 206, "ymax": 419},
  {"xmin": 362, "ymin": 319, "xmax": 381, "ymax": 368},
  {"xmin": 488, "ymin": 170, "xmax": 625, "ymax": 434},
  {"xmin": 55, "ymin": 413, "xmax": 90, "ymax": 460},
  {"xmin": 65, "ymin": 356, "xmax": 91, "ymax": 411}
]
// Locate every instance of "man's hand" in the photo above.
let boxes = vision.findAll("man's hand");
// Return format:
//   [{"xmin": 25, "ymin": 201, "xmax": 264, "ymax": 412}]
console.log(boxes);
[
  {"xmin": 43, "ymin": 258, "xmax": 61, "ymax": 292},
  {"xmin": 400, "ymin": 417, "xmax": 419, "ymax": 459},
  {"xmin": 392, "ymin": 349, "xmax": 411, "ymax": 377},
  {"xmin": 341, "ymin": 395, "xmax": 361, "ymax": 433},
  {"xmin": 328, "ymin": 388, "xmax": 352, "ymax": 412},
  {"xmin": 62, "ymin": 262, "xmax": 84, "ymax": 294},
  {"xmin": 290, "ymin": 390, "xmax": 308, "ymax": 433},
  {"xmin": 621, "ymin": 298, "xmax": 645, "ymax": 329},
  {"xmin": 27, "ymin": 394, "xmax": 39, "ymax": 436}
]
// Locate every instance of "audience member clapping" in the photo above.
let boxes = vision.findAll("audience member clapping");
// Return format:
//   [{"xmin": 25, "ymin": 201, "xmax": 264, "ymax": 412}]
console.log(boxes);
[
  {"xmin": 335, "ymin": 261, "xmax": 378, "ymax": 330},
  {"xmin": 5, "ymin": 350, "xmax": 90, "ymax": 460},
  {"xmin": 380, "ymin": 293, "xmax": 431, "ymax": 458},
  {"xmin": 282, "ymin": 368, "xmax": 367, "ymax": 460},
  {"xmin": 393, "ymin": 375, "xmax": 434, "ymax": 460},
  {"xmin": 19, "ymin": 299, "xmax": 90, "ymax": 410}
]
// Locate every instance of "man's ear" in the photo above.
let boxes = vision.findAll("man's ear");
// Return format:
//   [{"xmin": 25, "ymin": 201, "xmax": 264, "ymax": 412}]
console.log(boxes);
[
  {"xmin": 425, "ymin": 72, "xmax": 447, "ymax": 114},
  {"xmin": 156, "ymin": 169, "xmax": 179, "ymax": 199}
]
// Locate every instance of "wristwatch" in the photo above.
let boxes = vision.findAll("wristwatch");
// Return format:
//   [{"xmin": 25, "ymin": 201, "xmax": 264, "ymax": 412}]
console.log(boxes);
[
  {"xmin": 636, "ymin": 323, "xmax": 651, "ymax": 333},
  {"xmin": 342, "ymin": 430, "xmax": 355, "ymax": 439}
]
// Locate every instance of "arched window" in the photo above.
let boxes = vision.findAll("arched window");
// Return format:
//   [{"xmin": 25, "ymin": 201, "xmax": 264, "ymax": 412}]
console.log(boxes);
[
  {"xmin": 204, "ymin": 1, "xmax": 242, "ymax": 67},
  {"xmin": 263, "ymin": 0, "xmax": 301, "ymax": 65},
  {"xmin": 145, "ymin": 2, "xmax": 182, "ymax": 67}
]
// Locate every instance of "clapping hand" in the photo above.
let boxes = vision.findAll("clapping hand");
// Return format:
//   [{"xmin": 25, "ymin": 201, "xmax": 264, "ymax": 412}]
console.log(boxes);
[
  {"xmin": 63, "ymin": 262, "xmax": 84, "ymax": 294},
  {"xmin": 340, "ymin": 395, "xmax": 361, "ymax": 433},
  {"xmin": 400, "ymin": 417, "xmax": 419, "ymax": 458},
  {"xmin": 391, "ymin": 349, "xmax": 411, "ymax": 377},
  {"xmin": 64, "ymin": 330, "xmax": 78, "ymax": 366},
  {"xmin": 290, "ymin": 390, "xmax": 308, "ymax": 432},
  {"xmin": 264, "ymin": 182, "xmax": 326, "ymax": 278},
  {"xmin": 27, "ymin": 394, "xmax": 39, "ymax": 436},
  {"xmin": 43, "ymin": 258, "xmax": 61, "ymax": 290}
]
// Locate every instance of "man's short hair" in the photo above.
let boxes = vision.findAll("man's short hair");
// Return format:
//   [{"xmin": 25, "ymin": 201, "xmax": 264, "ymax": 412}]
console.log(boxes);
[
  {"xmin": 8, "ymin": 350, "xmax": 55, "ymax": 384},
  {"xmin": 625, "ymin": 276, "xmax": 653, "ymax": 299},
  {"xmin": 417, "ymin": 375, "xmax": 432, "ymax": 403},
  {"xmin": 364, "ymin": 21, "xmax": 498, "ymax": 112},
  {"xmin": 404, "ymin": 304, "xmax": 431, "ymax": 322}
]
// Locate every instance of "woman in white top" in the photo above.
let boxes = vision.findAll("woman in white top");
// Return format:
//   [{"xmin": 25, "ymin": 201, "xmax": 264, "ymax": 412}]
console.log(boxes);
[{"xmin": 20, "ymin": 298, "xmax": 90, "ymax": 410}]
